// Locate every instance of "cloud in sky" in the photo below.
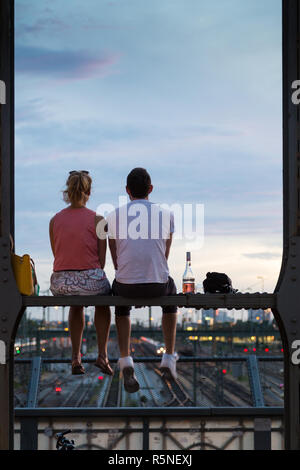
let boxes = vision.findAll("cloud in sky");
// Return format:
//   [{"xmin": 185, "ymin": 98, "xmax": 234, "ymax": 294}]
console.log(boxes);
[
  {"xmin": 16, "ymin": 17, "xmax": 67, "ymax": 38},
  {"xmin": 15, "ymin": 46, "xmax": 120, "ymax": 80},
  {"xmin": 243, "ymin": 252, "xmax": 282, "ymax": 260}
]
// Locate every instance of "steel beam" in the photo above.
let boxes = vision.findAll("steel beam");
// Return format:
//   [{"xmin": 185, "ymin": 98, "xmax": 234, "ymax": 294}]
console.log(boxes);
[
  {"xmin": 254, "ymin": 418, "xmax": 272, "ymax": 450},
  {"xmin": 15, "ymin": 355, "xmax": 283, "ymax": 364},
  {"xmin": 22, "ymin": 293, "xmax": 276, "ymax": 310},
  {"xmin": 0, "ymin": 0, "xmax": 23, "ymax": 450},
  {"xmin": 20, "ymin": 418, "xmax": 38, "ymax": 451},
  {"xmin": 15, "ymin": 407, "xmax": 284, "ymax": 418},
  {"xmin": 272, "ymin": 0, "xmax": 300, "ymax": 449},
  {"xmin": 247, "ymin": 355, "xmax": 265, "ymax": 407},
  {"xmin": 26, "ymin": 357, "xmax": 42, "ymax": 408}
]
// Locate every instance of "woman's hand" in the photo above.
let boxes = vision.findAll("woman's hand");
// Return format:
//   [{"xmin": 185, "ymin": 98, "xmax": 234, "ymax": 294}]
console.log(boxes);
[
  {"xmin": 95, "ymin": 215, "xmax": 107, "ymax": 269},
  {"xmin": 10, "ymin": 234, "xmax": 14, "ymax": 253}
]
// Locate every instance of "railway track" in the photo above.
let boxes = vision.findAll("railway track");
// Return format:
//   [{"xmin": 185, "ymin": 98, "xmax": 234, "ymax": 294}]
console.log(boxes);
[
  {"xmin": 137, "ymin": 343, "xmax": 193, "ymax": 406},
  {"xmin": 103, "ymin": 369, "xmax": 121, "ymax": 407}
]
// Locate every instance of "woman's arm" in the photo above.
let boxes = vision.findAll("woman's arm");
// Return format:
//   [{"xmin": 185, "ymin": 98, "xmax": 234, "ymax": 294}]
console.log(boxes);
[
  {"xmin": 95, "ymin": 215, "xmax": 107, "ymax": 269},
  {"xmin": 49, "ymin": 217, "xmax": 55, "ymax": 257}
]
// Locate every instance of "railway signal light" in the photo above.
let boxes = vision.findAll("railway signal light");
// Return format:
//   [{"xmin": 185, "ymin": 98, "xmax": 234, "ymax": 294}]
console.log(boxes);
[
  {"xmin": 265, "ymin": 348, "xmax": 269, "ymax": 352},
  {"xmin": 55, "ymin": 386, "xmax": 62, "ymax": 393},
  {"xmin": 244, "ymin": 348, "xmax": 248, "ymax": 353},
  {"xmin": 222, "ymin": 369, "xmax": 227, "ymax": 374},
  {"xmin": 98, "ymin": 376, "xmax": 103, "ymax": 380}
]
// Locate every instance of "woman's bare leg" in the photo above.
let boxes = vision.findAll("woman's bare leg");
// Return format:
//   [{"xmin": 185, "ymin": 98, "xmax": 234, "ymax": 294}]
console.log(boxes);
[
  {"xmin": 69, "ymin": 306, "xmax": 84, "ymax": 364},
  {"xmin": 94, "ymin": 306, "xmax": 111, "ymax": 357}
]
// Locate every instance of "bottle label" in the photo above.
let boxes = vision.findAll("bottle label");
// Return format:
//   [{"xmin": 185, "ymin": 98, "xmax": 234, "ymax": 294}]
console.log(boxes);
[{"xmin": 183, "ymin": 281, "xmax": 195, "ymax": 294}]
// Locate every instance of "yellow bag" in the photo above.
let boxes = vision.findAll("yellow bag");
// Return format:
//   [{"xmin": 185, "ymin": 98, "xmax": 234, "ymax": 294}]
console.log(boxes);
[{"xmin": 11, "ymin": 254, "xmax": 38, "ymax": 296}]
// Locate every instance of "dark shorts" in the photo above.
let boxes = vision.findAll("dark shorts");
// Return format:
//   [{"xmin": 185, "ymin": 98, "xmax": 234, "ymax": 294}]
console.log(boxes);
[{"xmin": 112, "ymin": 276, "xmax": 177, "ymax": 317}]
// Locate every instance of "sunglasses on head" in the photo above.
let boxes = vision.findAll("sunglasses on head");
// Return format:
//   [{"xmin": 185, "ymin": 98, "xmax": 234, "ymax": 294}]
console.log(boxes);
[{"xmin": 69, "ymin": 170, "xmax": 89, "ymax": 175}]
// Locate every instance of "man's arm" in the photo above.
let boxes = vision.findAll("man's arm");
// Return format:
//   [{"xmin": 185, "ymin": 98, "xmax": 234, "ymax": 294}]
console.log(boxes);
[
  {"xmin": 165, "ymin": 232, "xmax": 173, "ymax": 260},
  {"xmin": 109, "ymin": 238, "xmax": 118, "ymax": 270}
]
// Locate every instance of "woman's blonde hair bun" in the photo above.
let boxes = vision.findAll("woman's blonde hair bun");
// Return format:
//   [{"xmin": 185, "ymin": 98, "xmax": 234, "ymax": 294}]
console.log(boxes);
[{"xmin": 63, "ymin": 171, "xmax": 92, "ymax": 205}]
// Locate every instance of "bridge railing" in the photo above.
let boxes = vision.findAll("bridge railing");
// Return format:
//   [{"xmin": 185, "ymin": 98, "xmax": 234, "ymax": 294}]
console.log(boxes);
[
  {"xmin": 14, "ymin": 355, "xmax": 284, "ymax": 449},
  {"xmin": 14, "ymin": 406, "xmax": 284, "ymax": 450}
]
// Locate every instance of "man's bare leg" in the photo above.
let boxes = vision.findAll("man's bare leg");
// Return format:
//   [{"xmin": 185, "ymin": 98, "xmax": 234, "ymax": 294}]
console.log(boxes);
[
  {"xmin": 162, "ymin": 312, "xmax": 177, "ymax": 354},
  {"xmin": 160, "ymin": 311, "xmax": 178, "ymax": 380},
  {"xmin": 115, "ymin": 315, "xmax": 131, "ymax": 357}
]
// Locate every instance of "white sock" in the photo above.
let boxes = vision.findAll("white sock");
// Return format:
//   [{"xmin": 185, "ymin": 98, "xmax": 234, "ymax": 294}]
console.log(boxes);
[
  {"xmin": 162, "ymin": 353, "xmax": 177, "ymax": 360},
  {"xmin": 119, "ymin": 356, "xmax": 134, "ymax": 370}
]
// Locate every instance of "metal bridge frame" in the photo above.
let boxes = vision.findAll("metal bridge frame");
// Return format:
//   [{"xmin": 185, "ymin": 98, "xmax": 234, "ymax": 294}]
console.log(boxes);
[{"xmin": 0, "ymin": 0, "xmax": 300, "ymax": 450}]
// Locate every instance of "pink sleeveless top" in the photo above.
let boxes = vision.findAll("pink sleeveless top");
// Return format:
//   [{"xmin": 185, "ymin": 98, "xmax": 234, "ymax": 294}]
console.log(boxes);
[{"xmin": 52, "ymin": 207, "xmax": 100, "ymax": 272}]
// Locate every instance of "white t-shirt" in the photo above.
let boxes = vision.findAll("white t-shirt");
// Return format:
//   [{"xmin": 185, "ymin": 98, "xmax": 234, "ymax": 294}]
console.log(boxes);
[{"xmin": 106, "ymin": 200, "xmax": 174, "ymax": 284}]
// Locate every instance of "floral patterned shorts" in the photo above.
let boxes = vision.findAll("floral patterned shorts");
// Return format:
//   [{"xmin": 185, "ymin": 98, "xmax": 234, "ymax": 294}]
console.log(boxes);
[{"xmin": 50, "ymin": 268, "xmax": 111, "ymax": 296}]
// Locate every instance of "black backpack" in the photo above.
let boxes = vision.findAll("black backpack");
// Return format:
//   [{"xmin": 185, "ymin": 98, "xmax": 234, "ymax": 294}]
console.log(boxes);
[{"xmin": 203, "ymin": 272, "xmax": 237, "ymax": 294}]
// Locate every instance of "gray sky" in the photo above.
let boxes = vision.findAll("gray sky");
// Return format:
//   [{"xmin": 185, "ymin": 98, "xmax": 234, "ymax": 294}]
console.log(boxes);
[{"xmin": 15, "ymin": 0, "xmax": 283, "ymax": 322}]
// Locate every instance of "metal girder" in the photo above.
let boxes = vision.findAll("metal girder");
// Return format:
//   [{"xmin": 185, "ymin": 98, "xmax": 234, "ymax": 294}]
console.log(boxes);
[
  {"xmin": 271, "ymin": 0, "xmax": 300, "ymax": 450},
  {"xmin": 254, "ymin": 419, "xmax": 272, "ymax": 451},
  {"xmin": 26, "ymin": 356, "xmax": 42, "ymax": 408},
  {"xmin": 0, "ymin": 0, "xmax": 23, "ymax": 451},
  {"xmin": 15, "ymin": 407, "xmax": 284, "ymax": 418},
  {"xmin": 22, "ymin": 292, "xmax": 276, "ymax": 310},
  {"xmin": 247, "ymin": 355, "xmax": 265, "ymax": 407},
  {"xmin": 15, "ymin": 355, "xmax": 283, "ymax": 364},
  {"xmin": 16, "ymin": 327, "xmax": 282, "ymax": 340}
]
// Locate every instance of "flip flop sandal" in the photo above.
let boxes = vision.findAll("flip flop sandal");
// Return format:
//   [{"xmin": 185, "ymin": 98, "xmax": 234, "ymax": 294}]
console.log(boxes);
[
  {"xmin": 72, "ymin": 363, "xmax": 85, "ymax": 375},
  {"xmin": 94, "ymin": 354, "xmax": 114, "ymax": 376}
]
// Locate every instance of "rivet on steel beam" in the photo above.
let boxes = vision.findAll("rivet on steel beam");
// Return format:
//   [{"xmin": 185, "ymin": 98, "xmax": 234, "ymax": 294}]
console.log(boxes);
[
  {"xmin": 3, "ymin": 279, "xmax": 8, "ymax": 283},
  {"xmin": 291, "ymin": 278, "xmax": 297, "ymax": 281},
  {"xmin": 1, "ymin": 316, "xmax": 7, "ymax": 322},
  {"xmin": 291, "ymin": 266, "xmax": 296, "ymax": 269},
  {"xmin": 1, "ymin": 328, "xmax": 7, "ymax": 334}
]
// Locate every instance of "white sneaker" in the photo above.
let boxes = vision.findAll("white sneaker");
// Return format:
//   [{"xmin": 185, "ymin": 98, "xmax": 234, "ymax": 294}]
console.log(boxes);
[
  {"xmin": 159, "ymin": 353, "xmax": 178, "ymax": 381},
  {"xmin": 118, "ymin": 356, "xmax": 140, "ymax": 393}
]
